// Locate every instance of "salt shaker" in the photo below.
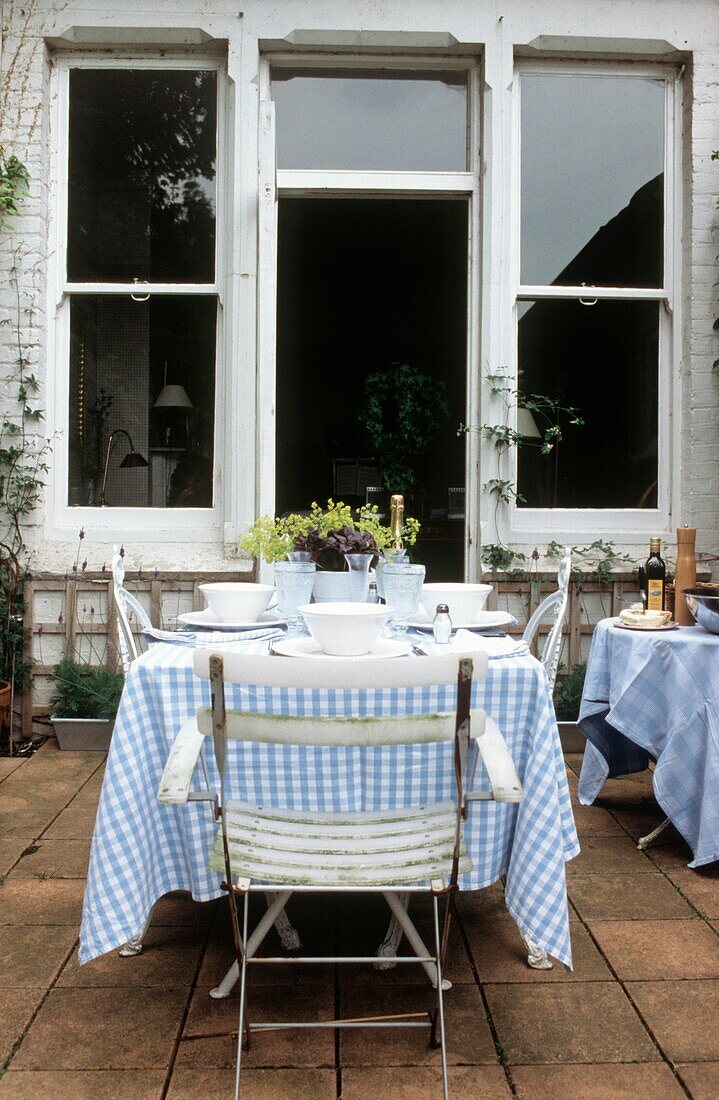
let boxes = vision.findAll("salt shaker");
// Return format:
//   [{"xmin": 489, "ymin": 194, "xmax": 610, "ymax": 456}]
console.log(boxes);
[{"xmin": 433, "ymin": 603, "xmax": 452, "ymax": 644}]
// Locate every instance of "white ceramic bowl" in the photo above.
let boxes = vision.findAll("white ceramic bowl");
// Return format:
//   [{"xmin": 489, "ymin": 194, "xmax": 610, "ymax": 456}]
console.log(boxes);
[
  {"xmin": 298, "ymin": 602, "xmax": 389, "ymax": 656},
  {"xmin": 419, "ymin": 582, "xmax": 493, "ymax": 624},
  {"xmin": 198, "ymin": 582, "xmax": 274, "ymax": 624}
]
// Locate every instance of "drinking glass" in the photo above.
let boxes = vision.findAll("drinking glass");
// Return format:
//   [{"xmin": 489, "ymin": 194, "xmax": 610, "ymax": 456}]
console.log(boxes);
[
  {"xmin": 381, "ymin": 563, "xmax": 425, "ymax": 635},
  {"xmin": 344, "ymin": 552, "xmax": 374, "ymax": 603},
  {"xmin": 375, "ymin": 548, "xmax": 408, "ymax": 601},
  {"xmin": 287, "ymin": 550, "xmax": 313, "ymax": 562},
  {"xmin": 273, "ymin": 561, "xmax": 316, "ymax": 631}
]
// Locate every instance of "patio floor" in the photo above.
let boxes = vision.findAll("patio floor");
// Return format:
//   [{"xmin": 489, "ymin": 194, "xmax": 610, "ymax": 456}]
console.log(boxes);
[{"xmin": 1, "ymin": 742, "xmax": 718, "ymax": 1099}]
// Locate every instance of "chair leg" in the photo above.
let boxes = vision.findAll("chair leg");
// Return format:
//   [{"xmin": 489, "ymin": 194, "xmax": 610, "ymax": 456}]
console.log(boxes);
[
  {"xmin": 374, "ymin": 890, "xmax": 410, "ymax": 970},
  {"xmin": 637, "ymin": 816, "xmax": 671, "ymax": 850},
  {"xmin": 234, "ymin": 890, "xmax": 250, "ymax": 1100},
  {"xmin": 118, "ymin": 905, "xmax": 154, "ymax": 957},
  {"xmin": 210, "ymin": 890, "xmax": 294, "ymax": 999},
  {"xmin": 268, "ymin": 893, "xmax": 302, "ymax": 951},
  {"xmin": 382, "ymin": 892, "xmax": 451, "ymax": 991},
  {"xmin": 432, "ymin": 894, "xmax": 449, "ymax": 1100}
]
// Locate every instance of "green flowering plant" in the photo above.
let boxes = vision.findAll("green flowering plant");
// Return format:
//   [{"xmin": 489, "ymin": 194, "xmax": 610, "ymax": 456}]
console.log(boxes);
[{"xmin": 239, "ymin": 499, "xmax": 420, "ymax": 566}]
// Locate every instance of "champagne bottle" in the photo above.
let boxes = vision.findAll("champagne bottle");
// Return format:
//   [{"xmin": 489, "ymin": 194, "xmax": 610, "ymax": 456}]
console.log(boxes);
[
  {"xmin": 645, "ymin": 538, "xmax": 666, "ymax": 611},
  {"xmin": 389, "ymin": 494, "xmax": 405, "ymax": 550}
]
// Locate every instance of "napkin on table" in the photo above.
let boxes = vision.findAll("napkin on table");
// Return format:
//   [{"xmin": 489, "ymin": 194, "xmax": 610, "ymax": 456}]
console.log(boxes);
[
  {"xmin": 142, "ymin": 625, "xmax": 283, "ymax": 647},
  {"xmin": 414, "ymin": 629, "xmax": 529, "ymax": 659}
]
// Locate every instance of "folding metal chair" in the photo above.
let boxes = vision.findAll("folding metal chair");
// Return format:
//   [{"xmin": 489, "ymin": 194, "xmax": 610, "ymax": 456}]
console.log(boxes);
[
  {"xmin": 522, "ymin": 548, "xmax": 572, "ymax": 692},
  {"xmin": 158, "ymin": 649, "xmax": 524, "ymax": 1099},
  {"xmin": 111, "ymin": 545, "xmax": 152, "ymax": 675}
]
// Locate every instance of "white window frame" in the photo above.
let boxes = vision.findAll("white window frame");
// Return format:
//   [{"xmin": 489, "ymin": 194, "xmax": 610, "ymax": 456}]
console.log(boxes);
[
  {"xmin": 497, "ymin": 58, "xmax": 683, "ymax": 547},
  {"xmin": 45, "ymin": 55, "xmax": 228, "ymax": 544},
  {"xmin": 257, "ymin": 52, "xmax": 483, "ymax": 578}
]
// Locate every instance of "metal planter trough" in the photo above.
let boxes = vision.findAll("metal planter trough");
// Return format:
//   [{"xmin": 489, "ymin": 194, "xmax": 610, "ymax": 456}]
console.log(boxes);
[{"xmin": 50, "ymin": 715, "xmax": 114, "ymax": 751}]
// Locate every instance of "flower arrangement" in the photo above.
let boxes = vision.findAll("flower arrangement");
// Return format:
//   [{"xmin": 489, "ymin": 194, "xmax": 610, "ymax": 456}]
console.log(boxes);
[{"xmin": 239, "ymin": 499, "xmax": 420, "ymax": 570}]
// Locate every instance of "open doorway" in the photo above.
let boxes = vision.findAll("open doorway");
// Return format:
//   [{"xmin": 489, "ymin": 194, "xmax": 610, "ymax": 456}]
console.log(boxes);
[{"xmin": 275, "ymin": 197, "xmax": 468, "ymax": 580}]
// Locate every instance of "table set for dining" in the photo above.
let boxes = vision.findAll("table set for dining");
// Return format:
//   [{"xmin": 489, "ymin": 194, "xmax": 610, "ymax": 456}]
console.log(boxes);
[
  {"xmin": 578, "ymin": 616, "xmax": 719, "ymax": 867},
  {"xmin": 79, "ymin": 572, "xmax": 580, "ymax": 971}
]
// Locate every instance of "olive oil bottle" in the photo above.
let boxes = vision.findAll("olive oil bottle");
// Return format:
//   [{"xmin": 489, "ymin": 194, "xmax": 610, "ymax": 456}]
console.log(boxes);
[{"xmin": 645, "ymin": 538, "xmax": 666, "ymax": 611}]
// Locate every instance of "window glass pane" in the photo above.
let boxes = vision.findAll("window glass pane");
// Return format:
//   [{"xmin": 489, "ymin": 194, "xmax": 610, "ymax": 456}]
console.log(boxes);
[
  {"xmin": 521, "ymin": 75, "xmax": 664, "ymax": 287},
  {"xmin": 272, "ymin": 69, "xmax": 468, "ymax": 170},
  {"xmin": 516, "ymin": 299, "xmax": 658, "ymax": 508},
  {"xmin": 68, "ymin": 295, "xmax": 216, "ymax": 507},
  {"xmin": 68, "ymin": 70, "xmax": 217, "ymax": 282}
]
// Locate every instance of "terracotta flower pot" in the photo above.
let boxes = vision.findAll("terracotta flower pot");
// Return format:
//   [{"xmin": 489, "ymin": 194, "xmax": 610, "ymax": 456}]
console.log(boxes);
[{"xmin": 0, "ymin": 680, "xmax": 11, "ymax": 734}]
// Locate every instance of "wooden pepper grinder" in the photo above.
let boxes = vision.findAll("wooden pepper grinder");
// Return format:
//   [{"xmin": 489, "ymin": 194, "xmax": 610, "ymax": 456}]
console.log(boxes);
[{"xmin": 674, "ymin": 526, "xmax": 697, "ymax": 625}]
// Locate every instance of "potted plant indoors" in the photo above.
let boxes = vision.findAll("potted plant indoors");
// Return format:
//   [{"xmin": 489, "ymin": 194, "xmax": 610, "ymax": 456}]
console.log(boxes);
[
  {"xmin": 358, "ymin": 362, "xmax": 451, "ymax": 503},
  {"xmin": 239, "ymin": 499, "xmax": 420, "ymax": 601},
  {"xmin": 49, "ymin": 657, "xmax": 124, "ymax": 751}
]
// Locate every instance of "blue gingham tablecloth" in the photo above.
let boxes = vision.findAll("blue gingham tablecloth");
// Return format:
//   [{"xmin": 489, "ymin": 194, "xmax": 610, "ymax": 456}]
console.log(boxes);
[
  {"xmin": 80, "ymin": 639, "xmax": 579, "ymax": 967},
  {"xmin": 578, "ymin": 618, "xmax": 719, "ymax": 868}
]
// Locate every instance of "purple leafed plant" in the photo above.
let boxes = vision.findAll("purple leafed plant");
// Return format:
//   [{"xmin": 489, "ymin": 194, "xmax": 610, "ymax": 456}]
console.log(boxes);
[{"xmin": 293, "ymin": 525, "xmax": 378, "ymax": 572}]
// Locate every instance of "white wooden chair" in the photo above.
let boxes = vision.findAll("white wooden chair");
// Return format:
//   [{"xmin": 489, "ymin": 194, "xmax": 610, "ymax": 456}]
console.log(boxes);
[
  {"xmin": 158, "ymin": 650, "xmax": 524, "ymax": 1100},
  {"xmin": 522, "ymin": 548, "xmax": 573, "ymax": 692},
  {"xmin": 111, "ymin": 546, "xmax": 152, "ymax": 674}
]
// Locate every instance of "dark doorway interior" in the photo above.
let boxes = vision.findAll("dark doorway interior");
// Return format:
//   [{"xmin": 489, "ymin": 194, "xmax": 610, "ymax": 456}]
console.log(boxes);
[{"xmin": 275, "ymin": 197, "xmax": 468, "ymax": 580}]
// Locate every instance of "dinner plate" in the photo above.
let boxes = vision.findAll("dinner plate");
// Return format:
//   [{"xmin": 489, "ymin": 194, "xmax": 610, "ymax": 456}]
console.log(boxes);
[
  {"xmin": 614, "ymin": 620, "xmax": 679, "ymax": 632},
  {"xmin": 178, "ymin": 608, "xmax": 287, "ymax": 631},
  {"xmin": 270, "ymin": 637, "xmax": 411, "ymax": 659},
  {"xmin": 409, "ymin": 609, "xmax": 515, "ymax": 632}
]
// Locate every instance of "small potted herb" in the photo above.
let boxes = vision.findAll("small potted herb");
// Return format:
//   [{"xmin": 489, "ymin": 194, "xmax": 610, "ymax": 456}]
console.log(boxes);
[{"xmin": 49, "ymin": 658, "xmax": 124, "ymax": 751}]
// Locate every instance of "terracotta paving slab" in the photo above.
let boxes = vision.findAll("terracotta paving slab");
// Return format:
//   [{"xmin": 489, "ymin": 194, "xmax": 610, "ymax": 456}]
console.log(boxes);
[
  {"xmin": 465, "ymin": 916, "xmax": 612, "ymax": 982},
  {"xmin": 627, "ymin": 980, "xmax": 719, "ymax": 1063},
  {"xmin": 339, "ymin": 983, "xmax": 497, "ymax": 1066},
  {"xmin": 0, "ymin": 1070, "xmax": 166, "ymax": 1098},
  {"xmin": 0, "ymin": 927, "xmax": 77, "ymax": 987},
  {"xmin": 666, "ymin": 867, "xmax": 719, "ymax": 919},
  {"xmin": 588, "ymin": 918, "xmax": 719, "ymax": 980},
  {"xmin": 0, "ymin": 790, "xmax": 73, "ymax": 839},
  {"xmin": 566, "ymin": 836, "xmax": 655, "ymax": 875},
  {"xmin": 609, "ymin": 805, "xmax": 671, "ymax": 840},
  {"xmin": 167, "ymin": 1068, "xmax": 337, "ymax": 1098},
  {"xmin": 0, "ymin": 839, "xmax": 33, "ymax": 877},
  {"xmin": 511, "ymin": 1062, "xmax": 687, "ymax": 1099},
  {"xmin": 7, "ymin": 840, "xmax": 91, "ymax": 879},
  {"xmin": 571, "ymin": 802, "xmax": 628, "ymax": 837},
  {"xmin": 43, "ymin": 771, "xmax": 105, "ymax": 839},
  {"xmin": 0, "ymin": 989, "xmax": 44, "ymax": 1064},
  {"xmin": 341, "ymin": 1065, "xmax": 512, "ymax": 1099},
  {"xmin": 645, "ymin": 836, "xmax": 695, "ymax": 871},
  {"xmin": 485, "ymin": 983, "xmax": 660, "ymax": 1064},
  {"xmin": 11, "ymin": 987, "xmax": 188, "ymax": 1070},
  {"xmin": 176, "ymin": 983, "xmax": 335, "ymax": 1068},
  {"xmin": 58, "ymin": 926, "xmax": 205, "ymax": 988},
  {"xmin": 150, "ymin": 892, "xmax": 217, "ymax": 928},
  {"xmin": 0, "ymin": 879, "xmax": 86, "ymax": 926},
  {"xmin": 0, "ymin": 758, "xmax": 26, "ymax": 782},
  {"xmin": 677, "ymin": 1062, "xmax": 719, "ymax": 1100},
  {"xmin": 454, "ymin": 880, "xmax": 508, "ymax": 920},
  {"xmin": 568, "ymin": 873, "xmax": 694, "ymax": 920}
]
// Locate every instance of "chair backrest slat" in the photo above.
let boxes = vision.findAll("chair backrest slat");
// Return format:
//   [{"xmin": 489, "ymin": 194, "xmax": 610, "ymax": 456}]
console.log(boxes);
[
  {"xmin": 193, "ymin": 649, "xmax": 488, "ymax": 690},
  {"xmin": 195, "ymin": 707, "xmax": 487, "ymax": 747}
]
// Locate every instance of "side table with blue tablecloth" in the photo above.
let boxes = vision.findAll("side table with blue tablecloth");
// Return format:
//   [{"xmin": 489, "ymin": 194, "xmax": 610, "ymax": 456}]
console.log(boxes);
[
  {"xmin": 80, "ymin": 639, "xmax": 579, "ymax": 968},
  {"xmin": 578, "ymin": 618, "xmax": 719, "ymax": 868}
]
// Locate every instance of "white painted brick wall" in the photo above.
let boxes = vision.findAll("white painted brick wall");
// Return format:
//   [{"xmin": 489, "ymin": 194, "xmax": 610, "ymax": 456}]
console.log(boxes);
[{"xmin": 0, "ymin": 0, "xmax": 718, "ymax": 577}]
